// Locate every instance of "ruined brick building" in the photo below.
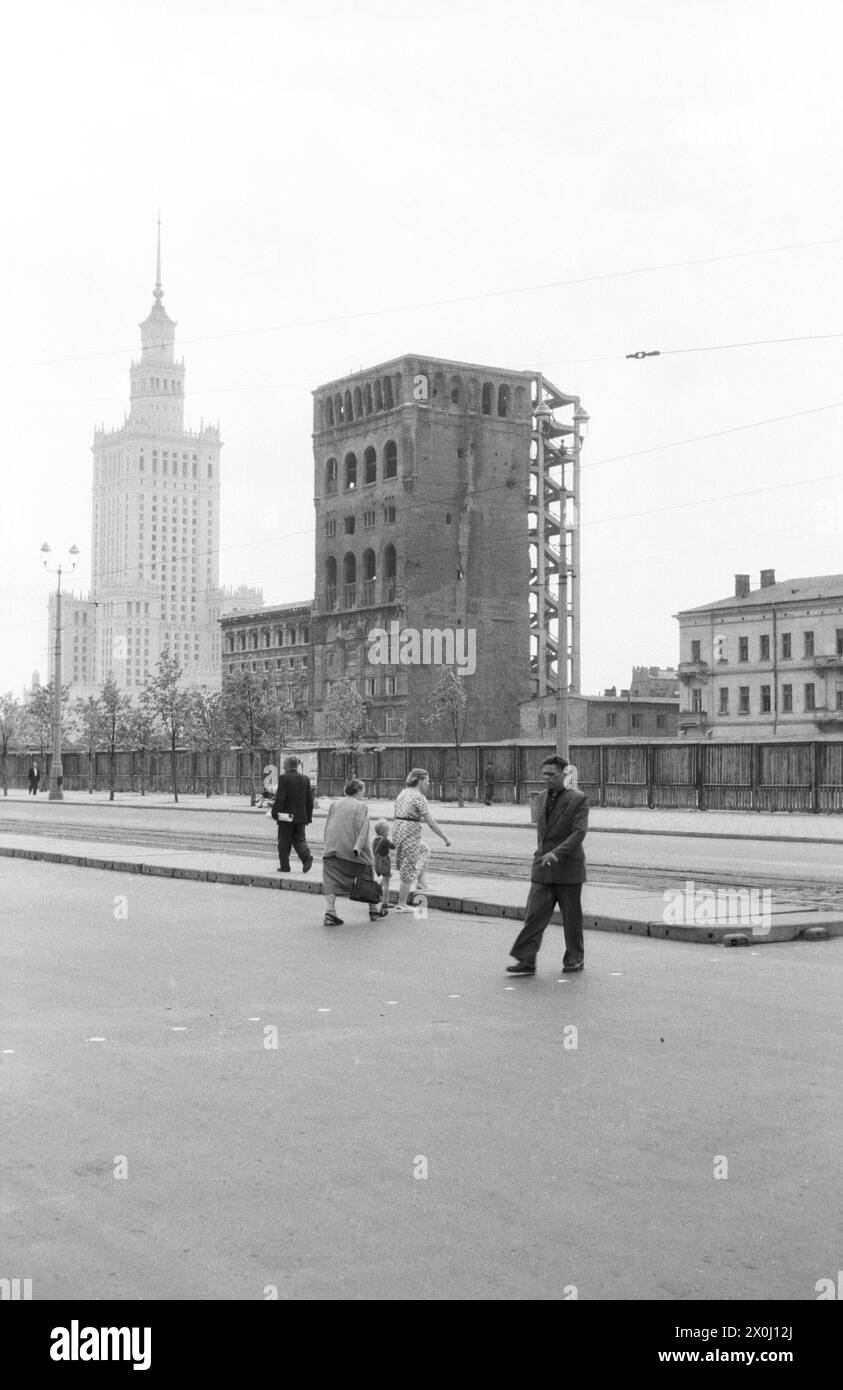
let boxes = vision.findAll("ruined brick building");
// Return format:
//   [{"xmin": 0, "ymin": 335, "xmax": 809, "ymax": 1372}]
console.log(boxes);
[{"xmin": 310, "ymin": 355, "xmax": 536, "ymax": 743}]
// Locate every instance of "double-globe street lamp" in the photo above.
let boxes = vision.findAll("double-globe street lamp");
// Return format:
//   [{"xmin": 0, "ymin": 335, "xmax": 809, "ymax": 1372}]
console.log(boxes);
[{"xmin": 40, "ymin": 542, "xmax": 79, "ymax": 800}]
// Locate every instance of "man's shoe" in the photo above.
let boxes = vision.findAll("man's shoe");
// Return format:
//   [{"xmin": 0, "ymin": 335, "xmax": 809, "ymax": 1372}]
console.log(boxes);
[
  {"xmin": 562, "ymin": 962, "xmax": 584, "ymax": 973},
  {"xmin": 506, "ymin": 962, "xmax": 536, "ymax": 976},
  {"xmin": 277, "ymin": 866, "xmax": 290, "ymax": 873},
  {"xmin": 323, "ymin": 912, "xmax": 344, "ymax": 926},
  {"xmin": 301, "ymin": 855, "xmax": 313, "ymax": 874}
]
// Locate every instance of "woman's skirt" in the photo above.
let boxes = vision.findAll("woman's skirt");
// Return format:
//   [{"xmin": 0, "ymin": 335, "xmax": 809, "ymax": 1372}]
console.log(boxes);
[
  {"xmin": 321, "ymin": 854, "xmax": 375, "ymax": 898},
  {"xmin": 391, "ymin": 824, "xmax": 431, "ymax": 886}
]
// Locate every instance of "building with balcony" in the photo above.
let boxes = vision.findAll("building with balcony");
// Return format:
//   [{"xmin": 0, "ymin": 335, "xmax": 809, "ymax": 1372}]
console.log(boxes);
[{"xmin": 675, "ymin": 569, "xmax": 843, "ymax": 739}]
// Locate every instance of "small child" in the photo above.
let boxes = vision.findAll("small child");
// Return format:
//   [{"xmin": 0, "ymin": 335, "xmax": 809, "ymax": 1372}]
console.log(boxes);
[{"xmin": 372, "ymin": 820, "xmax": 395, "ymax": 914}]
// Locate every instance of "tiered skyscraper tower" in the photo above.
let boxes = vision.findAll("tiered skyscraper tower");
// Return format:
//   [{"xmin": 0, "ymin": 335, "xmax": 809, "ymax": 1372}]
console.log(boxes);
[{"xmin": 49, "ymin": 227, "xmax": 260, "ymax": 695}]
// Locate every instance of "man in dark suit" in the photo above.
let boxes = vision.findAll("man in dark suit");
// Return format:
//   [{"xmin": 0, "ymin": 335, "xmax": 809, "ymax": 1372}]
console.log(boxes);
[
  {"xmin": 271, "ymin": 756, "xmax": 314, "ymax": 873},
  {"xmin": 506, "ymin": 754, "xmax": 588, "ymax": 976}
]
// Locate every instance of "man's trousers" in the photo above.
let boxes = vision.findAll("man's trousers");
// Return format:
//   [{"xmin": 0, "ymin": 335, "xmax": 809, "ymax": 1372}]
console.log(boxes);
[
  {"xmin": 509, "ymin": 882, "xmax": 584, "ymax": 967},
  {"xmin": 277, "ymin": 821, "xmax": 311, "ymax": 871}
]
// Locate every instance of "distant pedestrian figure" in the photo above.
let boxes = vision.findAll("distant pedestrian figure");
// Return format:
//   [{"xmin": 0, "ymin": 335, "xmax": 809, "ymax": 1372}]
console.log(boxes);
[
  {"xmin": 483, "ymin": 761, "xmax": 495, "ymax": 806},
  {"xmin": 321, "ymin": 779, "xmax": 384, "ymax": 925},
  {"xmin": 391, "ymin": 767, "xmax": 451, "ymax": 912},
  {"xmin": 506, "ymin": 754, "xmax": 588, "ymax": 977},
  {"xmin": 27, "ymin": 764, "xmax": 40, "ymax": 796},
  {"xmin": 271, "ymin": 756, "xmax": 314, "ymax": 873},
  {"xmin": 372, "ymin": 819, "xmax": 395, "ymax": 912}
]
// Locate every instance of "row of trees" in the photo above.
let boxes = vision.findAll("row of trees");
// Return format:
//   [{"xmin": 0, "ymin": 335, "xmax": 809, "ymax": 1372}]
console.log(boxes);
[
  {"xmin": 0, "ymin": 659, "xmax": 471, "ymax": 805},
  {"xmin": 0, "ymin": 654, "xmax": 308, "ymax": 804},
  {"xmin": 326, "ymin": 666, "xmax": 469, "ymax": 806}
]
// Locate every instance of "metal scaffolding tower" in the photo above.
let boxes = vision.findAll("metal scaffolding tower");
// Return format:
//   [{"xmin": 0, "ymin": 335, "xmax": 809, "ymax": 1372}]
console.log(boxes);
[{"xmin": 529, "ymin": 374, "xmax": 589, "ymax": 754}]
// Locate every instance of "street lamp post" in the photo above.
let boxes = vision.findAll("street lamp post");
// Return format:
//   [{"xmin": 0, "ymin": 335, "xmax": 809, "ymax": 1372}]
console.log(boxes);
[{"xmin": 41, "ymin": 542, "xmax": 79, "ymax": 800}]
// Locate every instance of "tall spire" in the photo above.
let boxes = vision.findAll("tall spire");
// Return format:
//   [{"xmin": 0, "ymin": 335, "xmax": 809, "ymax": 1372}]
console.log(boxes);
[{"xmin": 153, "ymin": 215, "xmax": 163, "ymax": 302}]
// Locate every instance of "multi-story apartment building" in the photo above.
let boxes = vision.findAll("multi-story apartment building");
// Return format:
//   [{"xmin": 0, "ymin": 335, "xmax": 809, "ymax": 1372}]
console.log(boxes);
[
  {"xmin": 311, "ymin": 355, "xmax": 534, "ymax": 742},
  {"xmin": 220, "ymin": 602, "xmax": 314, "ymax": 740},
  {"xmin": 48, "ymin": 233, "xmax": 260, "ymax": 697},
  {"xmin": 676, "ymin": 570, "xmax": 843, "ymax": 738}
]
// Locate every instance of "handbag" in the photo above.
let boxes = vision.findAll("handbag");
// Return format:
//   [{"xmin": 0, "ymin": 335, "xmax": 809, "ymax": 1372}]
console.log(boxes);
[{"xmin": 349, "ymin": 873, "xmax": 382, "ymax": 904}]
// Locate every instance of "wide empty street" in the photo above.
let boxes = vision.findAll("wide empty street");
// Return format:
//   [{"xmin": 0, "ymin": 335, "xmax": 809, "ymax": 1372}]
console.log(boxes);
[{"xmin": 2, "ymin": 854, "xmax": 840, "ymax": 1300}]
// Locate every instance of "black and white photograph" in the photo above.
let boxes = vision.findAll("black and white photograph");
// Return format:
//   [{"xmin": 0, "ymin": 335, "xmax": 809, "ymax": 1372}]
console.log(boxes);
[{"xmin": 1, "ymin": 0, "xmax": 841, "ymax": 1351}]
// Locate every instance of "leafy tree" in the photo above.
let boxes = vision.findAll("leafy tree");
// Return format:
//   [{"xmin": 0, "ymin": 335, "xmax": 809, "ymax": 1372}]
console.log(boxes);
[
  {"xmin": 141, "ymin": 651, "xmax": 192, "ymax": 802},
  {"xmin": 323, "ymin": 677, "xmax": 373, "ymax": 781},
  {"xmin": 188, "ymin": 687, "xmax": 227, "ymax": 797},
  {"xmin": 425, "ymin": 667, "xmax": 468, "ymax": 807},
  {"xmin": 125, "ymin": 696, "xmax": 158, "ymax": 796},
  {"xmin": 0, "ymin": 693, "xmax": 22, "ymax": 796},
  {"xmin": 73, "ymin": 694, "xmax": 104, "ymax": 793},
  {"xmin": 222, "ymin": 670, "xmax": 282, "ymax": 805},
  {"xmin": 24, "ymin": 682, "xmax": 71, "ymax": 784},
  {"xmin": 100, "ymin": 678, "xmax": 133, "ymax": 802}
]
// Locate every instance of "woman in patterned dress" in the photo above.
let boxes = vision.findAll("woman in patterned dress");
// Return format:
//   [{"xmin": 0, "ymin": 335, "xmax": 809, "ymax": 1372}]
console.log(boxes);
[{"xmin": 391, "ymin": 767, "xmax": 451, "ymax": 912}]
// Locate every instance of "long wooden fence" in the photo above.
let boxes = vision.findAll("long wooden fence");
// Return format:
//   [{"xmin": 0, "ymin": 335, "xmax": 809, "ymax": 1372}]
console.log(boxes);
[
  {"xmin": 5, "ymin": 741, "xmax": 843, "ymax": 812},
  {"xmin": 316, "ymin": 741, "xmax": 843, "ymax": 812}
]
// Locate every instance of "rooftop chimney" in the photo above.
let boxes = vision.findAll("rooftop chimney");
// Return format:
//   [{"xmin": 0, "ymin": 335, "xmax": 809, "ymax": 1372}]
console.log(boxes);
[
  {"xmin": 760, "ymin": 568, "xmax": 776, "ymax": 588},
  {"xmin": 735, "ymin": 574, "xmax": 750, "ymax": 598}
]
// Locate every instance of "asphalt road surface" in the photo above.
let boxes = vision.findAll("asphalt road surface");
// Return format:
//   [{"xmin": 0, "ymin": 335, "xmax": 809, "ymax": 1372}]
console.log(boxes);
[{"xmin": 2, "ymin": 856, "xmax": 840, "ymax": 1300}]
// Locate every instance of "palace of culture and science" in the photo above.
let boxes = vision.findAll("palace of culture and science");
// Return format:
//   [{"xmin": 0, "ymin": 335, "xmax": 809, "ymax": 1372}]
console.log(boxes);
[{"xmin": 47, "ymin": 230, "xmax": 260, "ymax": 695}]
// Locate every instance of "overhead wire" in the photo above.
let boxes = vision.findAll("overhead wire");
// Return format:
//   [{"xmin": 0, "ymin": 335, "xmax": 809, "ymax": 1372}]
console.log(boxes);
[{"xmin": 1, "ymin": 232, "xmax": 841, "ymax": 375}]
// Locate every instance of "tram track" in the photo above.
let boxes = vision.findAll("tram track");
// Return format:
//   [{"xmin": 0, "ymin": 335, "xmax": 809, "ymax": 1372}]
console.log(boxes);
[{"xmin": 1, "ymin": 813, "xmax": 841, "ymax": 910}]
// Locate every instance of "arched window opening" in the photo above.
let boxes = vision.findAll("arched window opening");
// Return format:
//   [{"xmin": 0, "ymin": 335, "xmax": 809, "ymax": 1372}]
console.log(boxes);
[
  {"xmin": 361, "ymin": 548, "xmax": 377, "ymax": 605},
  {"xmin": 365, "ymin": 383, "xmax": 374, "ymax": 416},
  {"xmin": 353, "ymin": 387, "xmax": 363, "ymax": 419},
  {"xmin": 382, "ymin": 543, "xmax": 397, "ymax": 602},
  {"xmin": 343, "ymin": 552, "xmax": 357, "ymax": 608},
  {"xmin": 335, "ymin": 393, "xmax": 343, "ymax": 424},
  {"xmin": 325, "ymin": 556, "xmax": 337, "ymax": 610},
  {"xmin": 384, "ymin": 440, "xmax": 398, "ymax": 479},
  {"xmin": 325, "ymin": 456, "xmax": 338, "ymax": 494},
  {"xmin": 498, "ymin": 384, "xmax": 510, "ymax": 417},
  {"xmin": 344, "ymin": 452, "xmax": 357, "ymax": 490},
  {"xmin": 481, "ymin": 382, "xmax": 493, "ymax": 415},
  {"xmin": 383, "ymin": 377, "xmax": 394, "ymax": 409},
  {"xmin": 514, "ymin": 385, "xmax": 525, "ymax": 415},
  {"xmin": 449, "ymin": 375, "xmax": 463, "ymax": 407},
  {"xmin": 344, "ymin": 390, "xmax": 353, "ymax": 423},
  {"xmin": 325, "ymin": 397, "xmax": 334, "ymax": 427},
  {"xmin": 364, "ymin": 445, "xmax": 377, "ymax": 485},
  {"xmin": 374, "ymin": 380, "xmax": 384, "ymax": 412}
]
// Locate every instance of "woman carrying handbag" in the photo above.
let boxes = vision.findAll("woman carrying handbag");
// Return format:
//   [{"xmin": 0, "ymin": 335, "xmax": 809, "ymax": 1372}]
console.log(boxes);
[{"xmin": 320, "ymin": 779, "xmax": 386, "ymax": 926}]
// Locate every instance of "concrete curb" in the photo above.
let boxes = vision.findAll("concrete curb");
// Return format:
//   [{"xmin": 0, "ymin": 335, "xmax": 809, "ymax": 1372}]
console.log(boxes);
[{"xmin": 2, "ymin": 844, "xmax": 841, "ymax": 946}]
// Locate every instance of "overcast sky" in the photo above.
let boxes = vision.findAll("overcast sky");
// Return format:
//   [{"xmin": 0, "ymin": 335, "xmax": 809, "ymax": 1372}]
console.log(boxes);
[{"xmin": 3, "ymin": 0, "xmax": 843, "ymax": 699}]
